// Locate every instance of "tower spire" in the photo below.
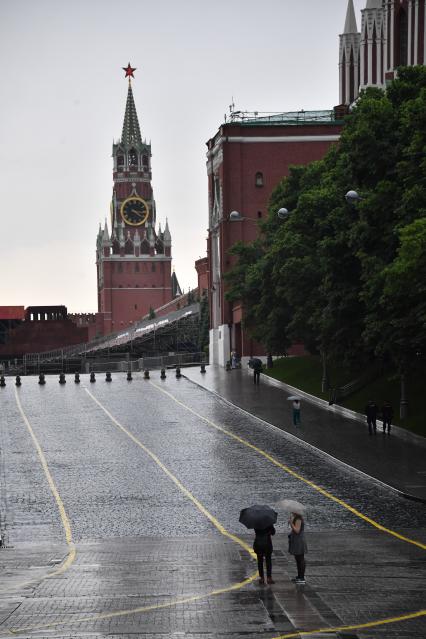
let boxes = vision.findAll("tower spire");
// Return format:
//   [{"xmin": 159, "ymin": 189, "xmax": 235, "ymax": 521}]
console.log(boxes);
[
  {"xmin": 344, "ymin": 0, "xmax": 358, "ymax": 34},
  {"xmin": 121, "ymin": 65, "xmax": 142, "ymax": 146}
]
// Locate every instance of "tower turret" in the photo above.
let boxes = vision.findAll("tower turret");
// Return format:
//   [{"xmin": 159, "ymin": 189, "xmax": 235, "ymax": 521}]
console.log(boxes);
[
  {"xmin": 339, "ymin": 0, "xmax": 361, "ymax": 105},
  {"xmin": 360, "ymin": 0, "xmax": 384, "ymax": 91}
]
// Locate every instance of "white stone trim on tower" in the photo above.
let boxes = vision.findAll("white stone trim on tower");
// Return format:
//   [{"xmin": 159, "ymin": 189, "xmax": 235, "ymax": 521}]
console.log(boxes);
[
  {"xmin": 414, "ymin": 0, "xmax": 419, "ymax": 64},
  {"xmin": 408, "ymin": 0, "xmax": 413, "ymax": 65},
  {"xmin": 390, "ymin": 1, "xmax": 395, "ymax": 70}
]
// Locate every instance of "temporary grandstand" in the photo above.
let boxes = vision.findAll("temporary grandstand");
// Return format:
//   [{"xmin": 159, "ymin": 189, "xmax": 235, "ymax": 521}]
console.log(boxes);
[{"xmin": 19, "ymin": 303, "xmax": 204, "ymax": 375}]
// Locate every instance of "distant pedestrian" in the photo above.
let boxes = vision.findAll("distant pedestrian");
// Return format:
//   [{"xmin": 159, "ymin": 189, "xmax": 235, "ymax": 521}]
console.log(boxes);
[
  {"xmin": 253, "ymin": 525, "xmax": 275, "ymax": 585},
  {"xmin": 381, "ymin": 400, "xmax": 394, "ymax": 435},
  {"xmin": 250, "ymin": 358, "xmax": 262, "ymax": 385},
  {"xmin": 292, "ymin": 400, "xmax": 301, "ymax": 426},
  {"xmin": 288, "ymin": 512, "xmax": 307, "ymax": 584},
  {"xmin": 365, "ymin": 400, "xmax": 378, "ymax": 435}
]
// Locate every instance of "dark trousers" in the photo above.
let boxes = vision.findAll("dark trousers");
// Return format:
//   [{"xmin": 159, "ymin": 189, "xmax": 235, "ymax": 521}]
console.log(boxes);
[
  {"xmin": 256, "ymin": 552, "xmax": 272, "ymax": 579},
  {"xmin": 293, "ymin": 409, "xmax": 301, "ymax": 425},
  {"xmin": 254, "ymin": 371, "xmax": 260, "ymax": 385},
  {"xmin": 382, "ymin": 418, "xmax": 391, "ymax": 433},
  {"xmin": 295, "ymin": 554, "xmax": 305, "ymax": 579},
  {"xmin": 367, "ymin": 417, "xmax": 376, "ymax": 434}
]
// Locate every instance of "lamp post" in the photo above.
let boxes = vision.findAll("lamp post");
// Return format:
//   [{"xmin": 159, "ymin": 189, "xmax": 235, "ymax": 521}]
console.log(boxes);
[{"xmin": 347, "ymin": 187, "xmax": 410, "ymax": 420}]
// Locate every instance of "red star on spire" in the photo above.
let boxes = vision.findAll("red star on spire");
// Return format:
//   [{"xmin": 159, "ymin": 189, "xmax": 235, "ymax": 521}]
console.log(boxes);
[{"xmin": 122, "ymin": 63, "xmax": 136, "ymax": 79}]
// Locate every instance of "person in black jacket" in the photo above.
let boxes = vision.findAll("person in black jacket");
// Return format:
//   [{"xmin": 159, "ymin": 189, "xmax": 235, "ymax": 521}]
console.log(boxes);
[
  {"xmin": 365, "ymin": 400, "xmax": 378, "ymax": 435},
  {"xmin": 381, "ymin": 400, "xmax": 394, "ymax": 435},
  {"xmin": 249, "ymin": 358, "xmax": 263, "ymax": 385},
  {"xmin": 253, "ymin": 525, "xmax": 275, "ymax": 585}
]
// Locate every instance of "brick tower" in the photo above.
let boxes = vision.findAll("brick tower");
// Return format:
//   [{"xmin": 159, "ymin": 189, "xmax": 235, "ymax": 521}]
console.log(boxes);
[
  {"xmin": 96, "ymin": 65, "xmax": 173, "ymax": 335},
  {"xmin": 339, "ymin": 0, "xmax": 426, "ymax": 106}
]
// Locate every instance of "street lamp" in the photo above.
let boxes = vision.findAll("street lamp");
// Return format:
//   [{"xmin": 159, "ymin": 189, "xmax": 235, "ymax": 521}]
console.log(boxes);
[
  {"xmin": 346, "ymin": 188, "xmax": 410, "ymax": 418},
  {"xmin": 229, "ymin": 211, "xmax": 244, "ymax": 221},
  {"xmin": 277, "ymin": 206, "xmax": 331, "ymax": 390},
  {"xmin": 228, "ymin": 211, "xmax": 259, "ymax": 223},
  {"xmin": 277, "ymin": 207, "xmax": 291, "ymax": 220},
  {"xmin": 345, "ymin": 190, "xmax": 363, "ymax": 204}
]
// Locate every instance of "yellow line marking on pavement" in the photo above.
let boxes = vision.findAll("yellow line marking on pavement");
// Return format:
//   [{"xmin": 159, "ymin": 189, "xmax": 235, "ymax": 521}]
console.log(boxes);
[
  {"xmin": 150, "ymin": 381, "xmax": 426, "ymax": 551},
  {"xmin": 83, "ymin": 387, "xmax": 256, "ymax": 558},
  {"xmin": 0, "ymin": 390, "xmax": 76, "ymax": 595},
  {"xmin": 9, "ymin": 573, "xmax": 257, "ymax": 634},
  {"xmin": 6, "ymin": 383, "xmax": 425, "ymax": 638},
  {"xmin": 146, "ymin": 381, "xmax": 426, "ymax": 639},
  {"xmin": 7, "ymin": 387, "xmax": 258, "ymax": 635},
  {"xmin": 273, "ymin": 609, "xmax": 426, "ymax": 638}
]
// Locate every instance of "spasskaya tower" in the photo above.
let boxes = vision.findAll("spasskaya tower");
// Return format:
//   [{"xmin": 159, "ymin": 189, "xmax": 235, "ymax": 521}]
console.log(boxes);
[{"xmin": 96, "ymin": 64, "xmax": 177, "ymax": 335}]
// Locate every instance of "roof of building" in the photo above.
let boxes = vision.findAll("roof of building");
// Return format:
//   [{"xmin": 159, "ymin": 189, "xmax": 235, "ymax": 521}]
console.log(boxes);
[
  {"xmin": 224, "ymin": 109, "xmax": 343, "ymax": 127},
  {"xmin": 0, "ymin": 306, "xmax": 25, "ymax": 320}
]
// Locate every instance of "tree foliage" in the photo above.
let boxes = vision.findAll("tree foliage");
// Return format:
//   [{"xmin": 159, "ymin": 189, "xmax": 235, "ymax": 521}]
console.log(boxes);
[{"xmin": 225, "ymin": 66, "xmax": 426, "ymax": 371}]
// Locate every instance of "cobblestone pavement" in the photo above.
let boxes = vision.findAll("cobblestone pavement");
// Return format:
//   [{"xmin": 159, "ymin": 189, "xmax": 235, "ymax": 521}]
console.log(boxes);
[
  {"xmin": 0, "ymin": 372, "xmax": 425, "ymax": 638},
  {"xmin": 183, "ymin": 366, "xmax": 426, "ymax": 501}
]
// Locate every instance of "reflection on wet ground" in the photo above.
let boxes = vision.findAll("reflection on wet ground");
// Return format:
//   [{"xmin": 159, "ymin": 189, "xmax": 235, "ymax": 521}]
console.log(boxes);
[{"xmin": 0, "ymin": 373, "xmax": 425, "ymax": 638}]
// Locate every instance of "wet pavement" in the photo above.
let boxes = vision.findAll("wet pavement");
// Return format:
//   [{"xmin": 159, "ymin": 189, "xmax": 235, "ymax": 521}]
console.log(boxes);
[
  {"xmin": 0, "ymin": 371, "xmax": 425, "ymax": 638},
  {"xmin": 184, "ymin": 365, "xmax": 426, "ymax": 502}
]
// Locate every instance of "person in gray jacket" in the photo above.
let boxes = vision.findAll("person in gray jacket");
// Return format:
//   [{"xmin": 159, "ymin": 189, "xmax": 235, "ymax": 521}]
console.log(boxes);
[{"xmin": 288, "ymin": 512, "xmax": 307, "ymax": 584}]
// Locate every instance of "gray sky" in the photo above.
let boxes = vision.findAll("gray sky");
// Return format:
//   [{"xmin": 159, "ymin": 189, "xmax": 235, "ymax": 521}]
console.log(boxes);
[{"xmin": 0, "ymin": 0, "xmax": 365, "ymax": 312}]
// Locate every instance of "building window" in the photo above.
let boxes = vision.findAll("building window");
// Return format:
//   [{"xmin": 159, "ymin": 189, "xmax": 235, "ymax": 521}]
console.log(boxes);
[
  {"xmin": 134, "ymin": 304, "xmax": 137, "ymax": 310},
  {"xmin": 118, "ymin": 263, "xmax": 123, "ymax": 273},
  {"xmin": 151, "ymin": 263, "xmax": 156, "ymax": 272},
  {"xmin": 257, "ymin": 210, "xmax": 262, "ymax": 218},
  {"xmin": 117, "ymin": 155, "xmax": 124, "ymax": 168},
  {"xmin": 255, "ymin": 172, "xmax": 264, "ymax": 187},
  {"xmin": 128, "ymin": 148, "xmax": 138, "ymax": 167},
  {"xmin": 135, "ymin": 263, "xmax": 140, "ymax": 272}
]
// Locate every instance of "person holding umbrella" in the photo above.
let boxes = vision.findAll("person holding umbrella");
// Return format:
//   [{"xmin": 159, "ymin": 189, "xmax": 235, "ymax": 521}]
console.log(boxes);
[
  {"xmin": 287, "ymin": 396, "xmax": 301, "ymax": 426},
  {"xmin": 249, "ymin": 357, "xmax": 263, "ymax": 385},
  {"xmin": 288, "ymin": 509, "xmax": 307, "ymax": 585},
  {"xmin": 239, "ymin": 504, "xmax": 277, "ymax": 585}
]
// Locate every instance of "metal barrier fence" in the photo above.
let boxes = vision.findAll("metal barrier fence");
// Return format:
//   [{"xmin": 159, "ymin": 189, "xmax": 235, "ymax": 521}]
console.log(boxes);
[
  {"xmin": 140, "ymin": 352, "xmax": 206, "ymax": 370},
  {"xmin": 1, "ymin": 353, "xmax": 207, "ymax": 376}
]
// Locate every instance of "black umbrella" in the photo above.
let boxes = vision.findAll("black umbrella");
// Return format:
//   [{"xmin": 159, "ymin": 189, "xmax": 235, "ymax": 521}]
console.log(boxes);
[
  {"xmin": 248, "ymin": 358, "xmax": 262, "ymax": 369},
  {"xmin": 239, "ymin": 504, "xmax": 278, "ymax": 530}
]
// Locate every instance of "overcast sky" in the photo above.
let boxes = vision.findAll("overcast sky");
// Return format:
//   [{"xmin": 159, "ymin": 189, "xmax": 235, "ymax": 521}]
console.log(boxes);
[{"xmin": 0, "ymin": 0, "xmax": 365, "ymax": 312}]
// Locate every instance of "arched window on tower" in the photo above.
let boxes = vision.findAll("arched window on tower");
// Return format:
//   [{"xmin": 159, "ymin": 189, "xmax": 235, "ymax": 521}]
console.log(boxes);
[
  {"xmin": 142, "ymin": 154, "xmax": 148, "ymax": 170},
  {"xmin": 396, "ymin": 7, "xmax": 408, "ymax": 67},
  {"xmin": 255, "ymin": 172, "xmax": 264, "ymax": 187},
  {"xmin": 128, "ymin": 148, "xmax": 138, "ymax": 168},
  {"xmin": 117, "ymin": 155, "xmax": 124, "ymax": 169}
]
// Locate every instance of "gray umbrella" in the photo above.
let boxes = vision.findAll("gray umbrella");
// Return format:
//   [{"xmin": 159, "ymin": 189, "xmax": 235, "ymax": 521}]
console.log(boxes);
[
  {"xmin": 239, "ymin": 504, "xmax": 278, "ymax": 530},
  {"xmin": 275, "ymin": 499, "xmax": 306, "ymax": 516}
]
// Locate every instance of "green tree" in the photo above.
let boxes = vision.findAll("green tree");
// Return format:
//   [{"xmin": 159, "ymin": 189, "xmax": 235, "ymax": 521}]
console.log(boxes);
[
  {"xmin": 148, "ymin": 306, "xmax": 156, "ymax": 319},
  {"xmin": 225, "ymin": 66, "xmax": 426, "ymax": 380}
]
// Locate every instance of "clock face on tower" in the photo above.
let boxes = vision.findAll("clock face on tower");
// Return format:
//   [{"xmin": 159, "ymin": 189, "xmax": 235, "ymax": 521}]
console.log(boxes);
[{"xmin": 120, "ymin": 196, "xmax": 149, "ymax": 226}]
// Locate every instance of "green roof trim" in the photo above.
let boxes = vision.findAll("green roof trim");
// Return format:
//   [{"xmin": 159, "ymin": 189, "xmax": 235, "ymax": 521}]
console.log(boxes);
[{"xmin": 226, "ymin": 110, "xmax": 343, "ymax": 127}]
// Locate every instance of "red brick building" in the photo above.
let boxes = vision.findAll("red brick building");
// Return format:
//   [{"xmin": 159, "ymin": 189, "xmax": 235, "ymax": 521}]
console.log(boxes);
[
  {"xmin": 96, "ymin": 74, "xmax": 177, "ymax": 335},
  {"xmin": 206, "ymin": 111, "xmax": 343, "ymax": 366}
]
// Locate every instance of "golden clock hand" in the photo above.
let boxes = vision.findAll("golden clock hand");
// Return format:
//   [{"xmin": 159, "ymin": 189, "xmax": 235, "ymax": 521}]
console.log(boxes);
[{"xmin": 131, "ymin": 209, "xmax": 145, "ymax": 218}]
